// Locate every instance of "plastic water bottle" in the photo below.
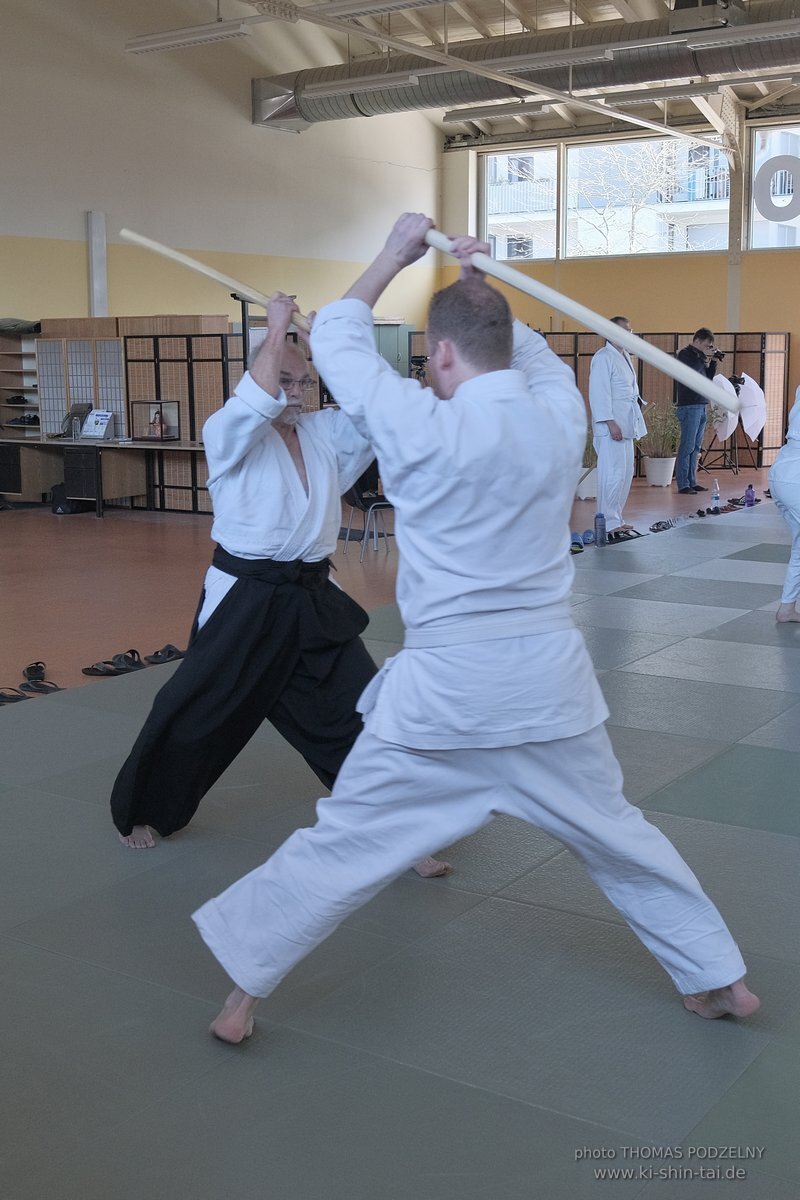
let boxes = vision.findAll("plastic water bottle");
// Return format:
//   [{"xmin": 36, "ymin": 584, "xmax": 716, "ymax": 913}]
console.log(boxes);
[
  {"xmin": 711, "ymin": 478, "xmax": 721, "ymax": 510},
  {"xmin": 744, "ymin": 484, "xmax": 756, "ymax": 508},
  {"xmin": 594, "ymin": 511, "xmax": 607, "ymax": 547}
]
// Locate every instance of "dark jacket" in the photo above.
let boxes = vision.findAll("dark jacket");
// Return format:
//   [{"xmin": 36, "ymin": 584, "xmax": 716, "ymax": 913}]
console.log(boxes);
[{"xmin": 676, "ymin": 344, "xmax": 717, "ymax": 406}]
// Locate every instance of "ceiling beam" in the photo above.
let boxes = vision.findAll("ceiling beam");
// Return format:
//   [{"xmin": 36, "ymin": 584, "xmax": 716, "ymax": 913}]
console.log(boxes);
[{"xmin": 450, "ymin": 1, "xmax": 496, "ymax": 40}]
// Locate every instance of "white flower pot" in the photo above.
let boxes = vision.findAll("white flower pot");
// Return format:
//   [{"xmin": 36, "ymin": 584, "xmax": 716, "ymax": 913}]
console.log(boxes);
[
  {"xmin": 575, "ymin": 466, "xmax": 597, "ymax": 500},
  {"xmin": 644, "ymin": 456, "xmax": 676, "ymax": 487}
]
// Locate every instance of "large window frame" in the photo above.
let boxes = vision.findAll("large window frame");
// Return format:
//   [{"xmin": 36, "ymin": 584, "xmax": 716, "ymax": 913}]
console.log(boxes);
[{"xmin": 481, "ymin": 131, "xmax": 737, "ymax": 263}]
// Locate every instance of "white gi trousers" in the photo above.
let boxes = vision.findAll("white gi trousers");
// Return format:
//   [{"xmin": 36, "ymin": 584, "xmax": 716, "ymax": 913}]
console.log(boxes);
[
  {"xmin": 768, "ymin": 478, "xmax": 800, "ymax": 603},
  {"xmin": 193, "ymin": 723, "xmax": 745, "ymax": 999},
  {"xmin": 593, "ymin": 434, "xmax": 635, "ymax": 532}
]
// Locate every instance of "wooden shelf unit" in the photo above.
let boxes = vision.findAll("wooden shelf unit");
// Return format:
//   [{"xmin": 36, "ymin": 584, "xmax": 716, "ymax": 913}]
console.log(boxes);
[{"xmin": 0, "ymin": 334, "xmax": 40, "ymax": 436}]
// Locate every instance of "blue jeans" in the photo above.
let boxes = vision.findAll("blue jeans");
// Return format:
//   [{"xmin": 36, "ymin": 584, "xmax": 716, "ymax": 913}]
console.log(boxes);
[{"xmin": 676, "ymin": 405, "xmax": 707, "ymax": 490}]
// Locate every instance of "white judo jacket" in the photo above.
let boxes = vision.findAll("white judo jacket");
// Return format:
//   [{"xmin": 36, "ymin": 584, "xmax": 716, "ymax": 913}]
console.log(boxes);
[
  {"xmin": 310, "ymin": 301, "xmax": 608, "ymax": 749},
  {"xmin": 589, "ymin": 343, "xmax": 647, "ymax": 441}
]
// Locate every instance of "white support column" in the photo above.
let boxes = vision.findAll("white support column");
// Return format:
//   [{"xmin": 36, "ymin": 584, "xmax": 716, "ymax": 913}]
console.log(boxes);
[{"xmin": 86, "ymin": 210, "xmax": 109, "ymax": 317}]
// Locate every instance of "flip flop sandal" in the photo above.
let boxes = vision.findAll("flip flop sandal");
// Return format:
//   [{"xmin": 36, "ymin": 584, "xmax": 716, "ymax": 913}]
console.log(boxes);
[
  {"xmin": 581, "ymin": 529, "xmax": 595, "ymax": 545},
  {"xmin": 20, "ymin": 680, "xmax": 63, "ymax": 694},
  {"xmin": 23, "ymin": 661, "xmax": 46, "ymax": 681},
  {"xmin": 728, "ymin": 497, "xmax": 746, "ymax": 507},
  {"xmin": 144, "ymin": 643, "xmax": 186, "ymax": 665},
  {"xmin": 0, "ymin": 687, "xmax": 31, "ymax": 704},
  {"xmin": 719, "ymin": 504, "xmax": 737, "ymax": 513},
  {"xmin": 82, "ymin": 660, "xmax": 124, "ymax": 677},
  {"xmin": 109, "ymin": 649, "xmax": 147, "ymax": 673},
  {"xmin": 649, "ymin": 520, "xmax": 673, "ymax": 533}
]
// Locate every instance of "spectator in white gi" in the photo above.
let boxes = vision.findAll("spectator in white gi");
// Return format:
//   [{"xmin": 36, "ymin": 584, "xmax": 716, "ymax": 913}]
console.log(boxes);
[
  {"xmin": 769, "ymin": 386, "xmax": 800, "ymax": 623},
  {"xmin": 193, "ymin": 215, "xmax": 759, "ymax": 1044},
  {"xmin": 588, "ymin": 316, "xmax": 647, "ymax": 540}
]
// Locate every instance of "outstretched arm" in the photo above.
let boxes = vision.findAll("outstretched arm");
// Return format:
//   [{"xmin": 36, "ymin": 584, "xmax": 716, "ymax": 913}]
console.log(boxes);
[{"xmin": 344, "ymin": 213, "xmax": 435, "ymax": 308}]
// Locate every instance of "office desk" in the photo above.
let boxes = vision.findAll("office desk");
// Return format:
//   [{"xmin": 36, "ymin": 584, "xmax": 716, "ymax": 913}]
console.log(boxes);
[{"xmin": 0, "ymin": 438, "xmax": 148, "ymax": 517}]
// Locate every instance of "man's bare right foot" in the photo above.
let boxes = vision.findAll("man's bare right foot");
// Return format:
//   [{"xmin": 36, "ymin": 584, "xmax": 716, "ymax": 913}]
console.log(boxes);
[
  {"xmin": 210, "ymin": 986, "xmax": 259, "ymax": 1044},
  {"xmin": 776, "ymin": 603, "xmax": 800, "ymax": 623},
  {"xmin": 683, "ymin": 978, "xmax": 761, "ymax": 1020},
  {"xmin": 119, "ymin": 825, "xmax": 156, "ymax": 849}
]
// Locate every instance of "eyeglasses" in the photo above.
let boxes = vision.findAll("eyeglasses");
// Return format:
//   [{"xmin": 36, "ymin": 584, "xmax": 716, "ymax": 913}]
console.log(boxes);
[{"xmin": 279, "ymin": 375, "xmax": 316, "ymax": 393}]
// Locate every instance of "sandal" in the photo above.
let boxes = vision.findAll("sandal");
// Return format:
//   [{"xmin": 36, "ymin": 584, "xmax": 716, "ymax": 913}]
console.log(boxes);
[
  {"xmin": 649, "ymin": 520, "xmax": 673, "ymax": 533},
  {"xmin": 581, "ymin": 529, "xmax": 595, "ymax": 545},
  {"xmin": 144, "ymin": 643, "xmax": 186, "ymax": 665},
  {"xmin": 570, "ymin": 533, "xmax": 584, "ymax": 554},
  {"xmin": 20, "ymin": 680, "xmax": 63, "ymax": 694},
  {"xmin": 0, "ymin": 687, "xmax": 31, "ymax": 704},
  {"xmin": 109, "ymin": 649, "xmax": 147, "ymax": 673},
  {"xmin": 23, "ymin": 661, "xmax": 46, "ymax": 681},
  {"xmin": 82, "ymin": 660, "xmax": 123, "ymax": 677}
]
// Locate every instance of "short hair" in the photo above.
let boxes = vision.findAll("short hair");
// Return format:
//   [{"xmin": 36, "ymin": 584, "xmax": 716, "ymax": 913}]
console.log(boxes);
[
  {"xmin": 247, "ymin": 332, "xmax": 307, "ymax": 371},
  {"xmin": 694, "ymin": 327, "xmax": 714, "ymax": 342},
  {"xmin": 610, "ymin": 316, "xmax": 629, "ymax": 327},
  {"xmin": 427, "ymin": 278, "xmax": 513, "ymax": 372}
]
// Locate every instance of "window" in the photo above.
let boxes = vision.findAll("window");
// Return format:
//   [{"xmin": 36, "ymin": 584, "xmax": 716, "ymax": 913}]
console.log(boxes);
[
  {"xmin": 484, "ymin": 148, "xmax": 557, "ymax": 261},
  {"xmin": 564, "ymin": 137, "xmax": 729, "ymax": 257},
  {"xmin": 750, "ymin": 124, "xmax": 800, "ymax": 249}
]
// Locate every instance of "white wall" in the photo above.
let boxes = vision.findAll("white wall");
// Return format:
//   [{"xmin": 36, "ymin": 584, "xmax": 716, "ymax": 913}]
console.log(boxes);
[{"xmin": 1, "ymin": 0, "xmax": 442, "ymax": 261}]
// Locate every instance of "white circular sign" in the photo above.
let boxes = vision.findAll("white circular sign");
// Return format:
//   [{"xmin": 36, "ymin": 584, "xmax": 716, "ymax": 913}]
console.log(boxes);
[{"xmin": 753, "ymin": 155, "xmax": 800, "ymax": 222}]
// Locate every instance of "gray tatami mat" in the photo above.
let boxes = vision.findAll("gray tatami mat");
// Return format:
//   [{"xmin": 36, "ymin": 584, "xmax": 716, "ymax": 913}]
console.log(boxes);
[{"xmin": 1, "ymin": 502, "xmax": 798, "ymax": 1197}]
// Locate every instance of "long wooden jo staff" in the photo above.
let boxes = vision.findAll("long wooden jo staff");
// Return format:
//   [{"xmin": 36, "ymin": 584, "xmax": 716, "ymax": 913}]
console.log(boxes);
[
  {"xmin": 118, "ymin": 229, "xmax": 310, "ymax": 333},
  {"xmin": 423, "ymin": 229, "xmax": 739, "ymax": 414},
  {"xmin": 120, "ymin": 226, "xmax": 736, "ymax": 413}
]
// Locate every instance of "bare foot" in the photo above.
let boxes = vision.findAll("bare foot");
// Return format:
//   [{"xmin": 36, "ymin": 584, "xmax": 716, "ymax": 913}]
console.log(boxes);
[
  {"xmin": 119, "ymin": 825, "xmax": 155, "ymax": 849},
  {"xmin": 776, "ymin": 604, "xmax": 800, "ymax": 623},
  {"xmin": 413, "ymin": 855, "xmax": 453, "ymax": 878},
  {"xmin": 210, "ymin": 986, "xmax": 259, "ymax": 1044},
  {"xmin": 683, "ymin": 978, "xmax": 761, "ymax": 1020}
]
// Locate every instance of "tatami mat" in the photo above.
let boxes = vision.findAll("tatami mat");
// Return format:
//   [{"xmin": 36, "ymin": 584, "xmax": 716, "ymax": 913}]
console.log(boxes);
[{"xmin": 1, "ymin": 500, "xmax": 798, "ymax": 1197}]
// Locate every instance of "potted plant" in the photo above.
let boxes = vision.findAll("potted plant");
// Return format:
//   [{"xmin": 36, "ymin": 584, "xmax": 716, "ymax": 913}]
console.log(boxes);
[
  {"xmin": 575, "ymin": 426, "xmax": 598, "ymax": 499},
  {"xmin": 640, "ymin": 403, "xmax": 680, "ymax": 486}
]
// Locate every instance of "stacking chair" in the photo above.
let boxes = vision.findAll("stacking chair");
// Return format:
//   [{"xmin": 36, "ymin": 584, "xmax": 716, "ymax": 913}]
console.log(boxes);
[{"xmin": 342, "ymin": 462, "xmax": 393, "ymax": 561}]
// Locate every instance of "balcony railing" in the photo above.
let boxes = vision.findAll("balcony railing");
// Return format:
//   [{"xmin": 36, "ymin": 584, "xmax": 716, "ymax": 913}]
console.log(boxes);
[{"xmin": 487, "ymin": 179, "xmax": 556, "ymax": 215}]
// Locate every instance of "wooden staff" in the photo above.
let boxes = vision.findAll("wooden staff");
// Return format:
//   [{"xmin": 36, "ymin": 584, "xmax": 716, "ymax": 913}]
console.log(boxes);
[
  {"xmin": 118, "ymin": 229, "xmax": 310, "ymax": 332},
  {"xmin": 424, "ymin": 229, "xmax": 740, "ymax": 414}
]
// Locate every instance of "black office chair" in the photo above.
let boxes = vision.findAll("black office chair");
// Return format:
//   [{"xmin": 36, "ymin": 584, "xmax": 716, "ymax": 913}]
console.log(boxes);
[{"xmin": 342, "ymin": 461, "xmax": 393, "ymax": 561}]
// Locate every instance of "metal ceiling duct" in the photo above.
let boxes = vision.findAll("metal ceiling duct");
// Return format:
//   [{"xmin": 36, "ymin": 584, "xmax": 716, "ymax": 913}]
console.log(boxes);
[{"xmin": 252, "ymin": 0, "xmax": 800, "ymax": 129}]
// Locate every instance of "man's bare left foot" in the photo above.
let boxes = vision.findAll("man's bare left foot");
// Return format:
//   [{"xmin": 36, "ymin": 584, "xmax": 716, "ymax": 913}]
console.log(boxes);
[
  {"xmin": 413, "ymin": 855, "xmax": 453, "ymax": 878},
  {"xmin": 210, "ymin": 986, "xmax": 259, "ymax": 1043},
  {"xmin": 683, "ymin": 978, "xmax": 761, "ymax": 1019},
  {"xmin": 119, "ymin": 825, "xmax": 155, "ymax": 849},
  {"xmin": 776, "ymin": 603, "xmax": 800, "ymax": 623}
]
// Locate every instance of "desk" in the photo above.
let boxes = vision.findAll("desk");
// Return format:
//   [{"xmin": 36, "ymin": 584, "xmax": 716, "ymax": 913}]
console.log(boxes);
[{"xmin": 0, "ymin": 438, "xmax": 148, "ymax": 517}]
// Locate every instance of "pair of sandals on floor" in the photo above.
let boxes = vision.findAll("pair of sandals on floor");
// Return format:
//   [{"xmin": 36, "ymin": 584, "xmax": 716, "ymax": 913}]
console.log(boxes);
[
  {"xmin": 0, "ymin": 661, "xmax": 63, "ymax": 705},
  {"xmin": 82, "ymin": 644, "xmax": 185, "ymax": 677},
  {"xmin": 570, "ymin": 526, "xmax": 644, "ymax": 553}
]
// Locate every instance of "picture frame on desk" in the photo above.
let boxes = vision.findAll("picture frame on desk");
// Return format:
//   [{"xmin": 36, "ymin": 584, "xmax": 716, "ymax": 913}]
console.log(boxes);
[{"xmin": 131, "ymin": 400, "xmax": 180, "ymax": 442}]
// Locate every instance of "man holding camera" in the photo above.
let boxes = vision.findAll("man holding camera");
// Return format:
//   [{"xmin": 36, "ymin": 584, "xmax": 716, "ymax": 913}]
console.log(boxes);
[{"xmin": 675, "ymin": 328, "xmax": 722, "ymax": 494}]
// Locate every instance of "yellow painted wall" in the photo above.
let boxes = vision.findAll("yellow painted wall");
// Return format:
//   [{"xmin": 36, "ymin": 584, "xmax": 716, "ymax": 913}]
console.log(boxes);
[
  {"xmin": 438, "ymin": 249, "xmax": 799, "ymax": 401},
  {"xmin": 0, "ymin": 235, "xmax": 436, "ymax": 329}
]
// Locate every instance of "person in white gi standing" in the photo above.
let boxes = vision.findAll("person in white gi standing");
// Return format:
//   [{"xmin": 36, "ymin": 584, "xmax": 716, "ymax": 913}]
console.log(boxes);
[
  {"xmin": 194, "ymin": 215, "xmax": 759, "ymax": 1043},
  {"xmin": 769, "ymin": 386, "xmax": 800, "ymax": 623},
  {"xmin": 588, "ymin": 316, "xmax": 647, "ymax": 540},
  {"xmin": 110, "ymin": 294, "xmax": 449, "ymax": 877}
]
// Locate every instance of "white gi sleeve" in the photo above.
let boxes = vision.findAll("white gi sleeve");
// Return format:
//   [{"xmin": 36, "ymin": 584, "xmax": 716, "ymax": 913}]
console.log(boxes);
[
  {"xmin": 588, "ymin": 350, "xmax": 614, "ymax": 425},
  {"xmin": 311, "ymin": 299, "xmax": 441, "ymax": 472},
  {"xmin": 325, "ymin": 408, "xmax": 378, "ymax": 493},
  {"xmin": 511, "ymin": 319, "xmax": 587, "ymax": 448},
  {"xmin": 203, "ymin": 372, "xmax": 287, "ymax": 486}
]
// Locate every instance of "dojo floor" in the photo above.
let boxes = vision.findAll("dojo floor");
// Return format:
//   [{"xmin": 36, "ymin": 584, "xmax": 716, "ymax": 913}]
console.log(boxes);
[{"xmin": 1, "ymin": 485, "xmax": 799, "ymax": 1199}]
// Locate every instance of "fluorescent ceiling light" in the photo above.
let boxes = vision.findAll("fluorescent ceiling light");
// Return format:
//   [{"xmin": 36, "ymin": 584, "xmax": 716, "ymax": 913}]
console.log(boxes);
[
  {"xmin": 685, "ymin": 18, "xmax": 800, "ymax": 50},
  {"xmin": 125, "ymin": 19, "xmax": 251, "ymax": 53},
  {"xmin": 303, "ymin": 71, "xmax": 419, "ymax": 96},
  {"xmin": 303, "ymin": 0, "xmax": 445, "ymax": 15}
]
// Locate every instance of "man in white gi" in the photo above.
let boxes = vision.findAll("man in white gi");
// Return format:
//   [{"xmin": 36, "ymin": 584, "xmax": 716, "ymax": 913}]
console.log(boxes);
[
  {"xmin": 769, "ymin": 386, "xmax": 800, "ymax": 623},
  {"xmin": 193, "ymin": 215, "xmax": 759, "ymax": 1043},
  {"xmin": 110, "ymin": 294, "xmax": 449, "ymax": 878},
  {"xmin": 588, "ymin": 316, "xmax": 647, "ymax": 540}
]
